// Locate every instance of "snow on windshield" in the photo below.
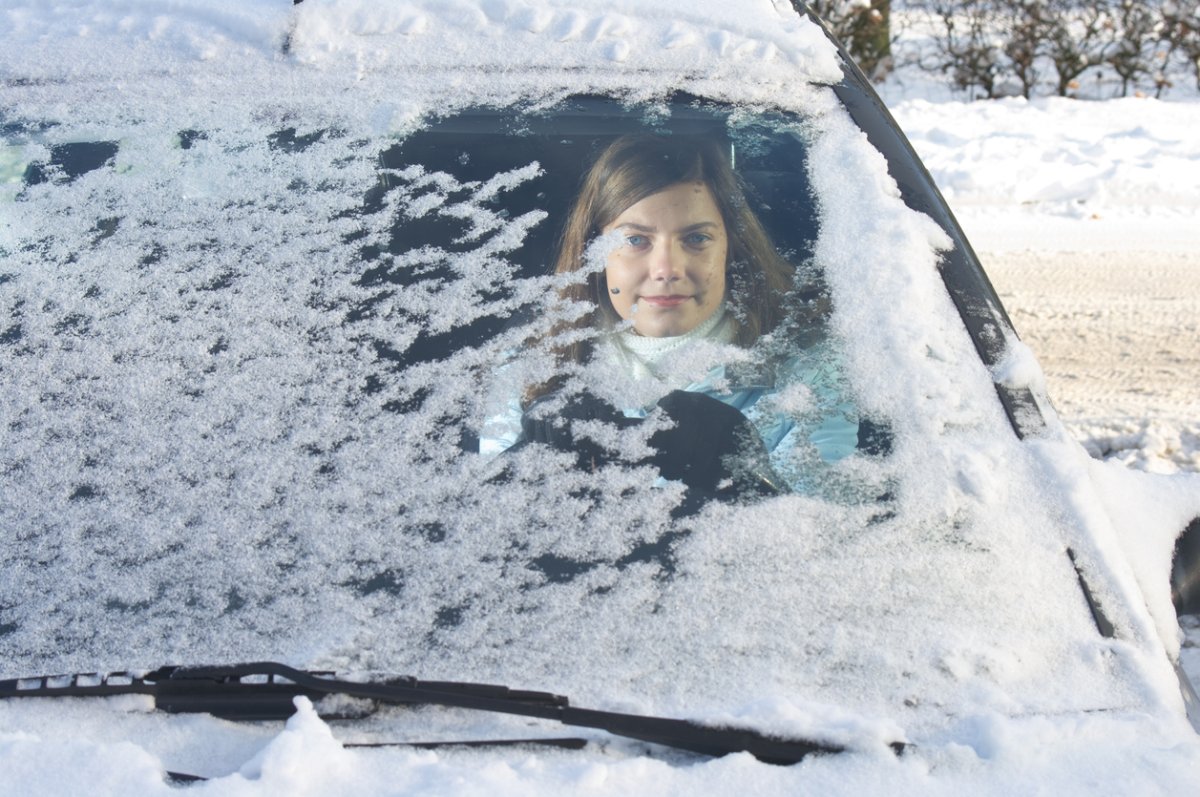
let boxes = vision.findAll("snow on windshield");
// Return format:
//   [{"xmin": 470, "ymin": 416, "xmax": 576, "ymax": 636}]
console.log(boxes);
[{"xmin": 0, "ymin": 0, "xmax": 1183, "ymax": 750}]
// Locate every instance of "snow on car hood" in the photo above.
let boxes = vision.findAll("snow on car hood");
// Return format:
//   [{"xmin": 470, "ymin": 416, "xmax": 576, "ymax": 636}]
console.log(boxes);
[{"xmin": 0, "ymin": 0, "xmax": 1188, "ymax": 758}]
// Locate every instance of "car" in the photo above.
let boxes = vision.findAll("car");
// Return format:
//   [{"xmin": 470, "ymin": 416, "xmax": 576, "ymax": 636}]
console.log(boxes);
[{"xmin": 1, "ymin": 0, "xmax": 1199, "ymax": 793}]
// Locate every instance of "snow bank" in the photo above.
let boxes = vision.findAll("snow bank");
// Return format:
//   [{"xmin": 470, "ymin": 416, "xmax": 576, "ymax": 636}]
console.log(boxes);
[
  {"xmin": 1076, "ymin": 422, "xmax": 1200, "ymax": 475},
  {"xmin": 888, "ymin": 96, "xmax": 1200, "ymax": 254}
]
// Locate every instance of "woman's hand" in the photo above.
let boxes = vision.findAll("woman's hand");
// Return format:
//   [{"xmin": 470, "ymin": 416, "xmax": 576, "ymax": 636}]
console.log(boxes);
[{"xmin": 517, "ymin": 389, "xmax": 782, "ymax": 510}]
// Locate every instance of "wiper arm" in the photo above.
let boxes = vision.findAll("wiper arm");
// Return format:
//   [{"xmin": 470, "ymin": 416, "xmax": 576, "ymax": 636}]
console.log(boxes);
[{"xmin": 0, "ymin": 661, "xmax": 848, "ymax": 765}]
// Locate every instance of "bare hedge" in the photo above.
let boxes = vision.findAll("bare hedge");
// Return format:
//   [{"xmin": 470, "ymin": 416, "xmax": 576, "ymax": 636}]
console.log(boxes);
[{"xmin": 803, "ymin": 1, "xmax": 1200, "ymax": 99}]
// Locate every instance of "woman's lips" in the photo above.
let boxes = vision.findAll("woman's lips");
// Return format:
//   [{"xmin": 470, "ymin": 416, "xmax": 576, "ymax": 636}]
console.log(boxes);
[{"xmin": 639, "ymin": 295, "xmax": 690, "ymax": 308}]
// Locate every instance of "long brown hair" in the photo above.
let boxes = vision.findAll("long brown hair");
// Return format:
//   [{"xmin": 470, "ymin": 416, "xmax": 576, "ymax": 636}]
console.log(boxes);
[{"xmin": 532, "ymin": 134, "xmax": 794, "ymax": 401}]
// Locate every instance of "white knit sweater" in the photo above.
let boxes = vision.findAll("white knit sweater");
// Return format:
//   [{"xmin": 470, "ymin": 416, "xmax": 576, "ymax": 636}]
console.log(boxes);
[{"xmin": 602, "ymin": 304, "xmax": 735, "ymax": 383}]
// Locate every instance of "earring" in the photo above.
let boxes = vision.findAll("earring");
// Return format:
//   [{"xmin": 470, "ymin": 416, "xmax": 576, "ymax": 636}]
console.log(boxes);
[{"xmin": 610, "ymin": 287, "xmax": 620, "ymax": 295}]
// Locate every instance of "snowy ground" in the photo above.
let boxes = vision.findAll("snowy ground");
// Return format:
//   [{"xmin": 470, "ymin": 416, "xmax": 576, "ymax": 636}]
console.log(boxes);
[
  {"xmin": 986, "ymin": 249, "xmax": 1199, "ymax": 473},
  {"xmin": 880, "ymin": 93, "xmax": 1200, "ymax": 476}
]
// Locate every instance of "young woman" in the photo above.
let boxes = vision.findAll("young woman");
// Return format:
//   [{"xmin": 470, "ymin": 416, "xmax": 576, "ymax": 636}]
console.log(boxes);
[
  {"xmin": 481, "ymin": 134, "xmax": 859, "ymax": 501},
  {"xmin": 544, "ymin": 133, "xmax": 793, "ymax": 376}
]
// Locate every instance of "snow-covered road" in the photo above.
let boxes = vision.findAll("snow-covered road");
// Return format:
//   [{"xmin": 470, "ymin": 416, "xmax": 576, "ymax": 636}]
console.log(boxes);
[{"xmin": 986, "ymin": 249, "xmax": 1200, "ymax": 472}]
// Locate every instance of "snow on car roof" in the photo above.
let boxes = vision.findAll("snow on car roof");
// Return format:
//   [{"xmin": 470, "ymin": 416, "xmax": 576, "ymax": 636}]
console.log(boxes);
[
  {"xmin": 287, "ymin": 0, "xmax": 841, "ymax": 80},
  {"xmin": 0, "ymin": 0, "xmax": 842, "ymax": 102}
]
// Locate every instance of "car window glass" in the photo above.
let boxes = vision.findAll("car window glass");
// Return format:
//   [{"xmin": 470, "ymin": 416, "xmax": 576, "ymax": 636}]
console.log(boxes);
[{"xmin": 0, "ymin": 94, "xmax": 1143, "ymax": 731}]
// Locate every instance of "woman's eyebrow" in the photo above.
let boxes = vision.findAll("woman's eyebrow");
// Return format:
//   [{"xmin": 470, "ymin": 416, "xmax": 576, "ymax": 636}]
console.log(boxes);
[
  {"xmin": 678, "ymin": 221, "xmax": 720, "ymax": 233},
  {"xmin": 612, "ymin": 221, "xmax": 720, "ymax": 233}
]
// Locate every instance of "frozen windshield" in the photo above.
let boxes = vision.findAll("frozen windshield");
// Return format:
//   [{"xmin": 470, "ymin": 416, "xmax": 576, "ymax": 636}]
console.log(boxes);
[{"xmin": 0, "ymin": 88, "xmax": 1154, "ymax": 743}]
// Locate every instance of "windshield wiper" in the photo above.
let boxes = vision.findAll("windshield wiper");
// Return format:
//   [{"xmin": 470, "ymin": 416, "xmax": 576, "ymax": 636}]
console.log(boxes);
[{"xmin": 0, "ymin": 660, "xmax": 850, "ymax": 765}]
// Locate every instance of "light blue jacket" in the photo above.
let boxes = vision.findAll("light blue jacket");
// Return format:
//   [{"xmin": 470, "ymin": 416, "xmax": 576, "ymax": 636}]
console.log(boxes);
[{"xmin": 479, "ymin": 343, "xmax": 860, "ymax": 490}]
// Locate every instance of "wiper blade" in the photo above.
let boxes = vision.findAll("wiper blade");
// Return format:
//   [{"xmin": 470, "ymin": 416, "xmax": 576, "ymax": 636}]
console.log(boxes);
[{"xmin": 0, "ymin": 661, "xmax": 848, "ymax": 765}]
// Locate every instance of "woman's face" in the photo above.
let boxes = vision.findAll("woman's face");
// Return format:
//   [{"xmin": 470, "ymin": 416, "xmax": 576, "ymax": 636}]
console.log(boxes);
[{"xmin": 602, "ymin": 181, "xmax": 728, "ymax": 338}]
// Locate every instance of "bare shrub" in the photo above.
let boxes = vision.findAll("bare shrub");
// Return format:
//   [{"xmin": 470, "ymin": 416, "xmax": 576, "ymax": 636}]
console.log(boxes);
[
  {"xmin": 1161, "ymin": 0, "xmax": 1200, "ymax": 90},
  {"xmin": 803, "ymin": 1, "xmax": 896, "ymax": 80},
  {"xmin": 901, "ymin": 0, "xmax": 1195, "ymax": 99}
]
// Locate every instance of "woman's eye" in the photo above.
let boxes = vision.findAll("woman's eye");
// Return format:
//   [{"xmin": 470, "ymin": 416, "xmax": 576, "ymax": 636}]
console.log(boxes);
[
  {"xmin": 624, "ymin": 234, "xmax": 648, "ymax": 248},
  {"xmin": 683, "ymin": 232, "xmax": 712, "ymax": 247}
]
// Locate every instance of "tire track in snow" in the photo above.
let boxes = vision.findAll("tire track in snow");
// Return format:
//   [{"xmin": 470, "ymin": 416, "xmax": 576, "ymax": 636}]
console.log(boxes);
[{"xmin": 983, "ymin": 249, "xmax": 1200, "ymax": 472}]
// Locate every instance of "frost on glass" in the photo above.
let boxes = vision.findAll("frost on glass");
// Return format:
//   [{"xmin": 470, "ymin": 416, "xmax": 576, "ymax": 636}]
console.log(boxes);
[
  {"xmin": 0, "ymin": 95, "xmax": 1148, "ymax": 734},
  {"xmin": 0, "ymin": 102, "xmax": 862, "ymax": 649}
]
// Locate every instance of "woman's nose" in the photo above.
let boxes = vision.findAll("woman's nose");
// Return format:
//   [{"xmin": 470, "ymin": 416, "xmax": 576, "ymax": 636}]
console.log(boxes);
[{"xmin": 649, "ymin": 244, "xmax": 682, "ymax": 281}]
